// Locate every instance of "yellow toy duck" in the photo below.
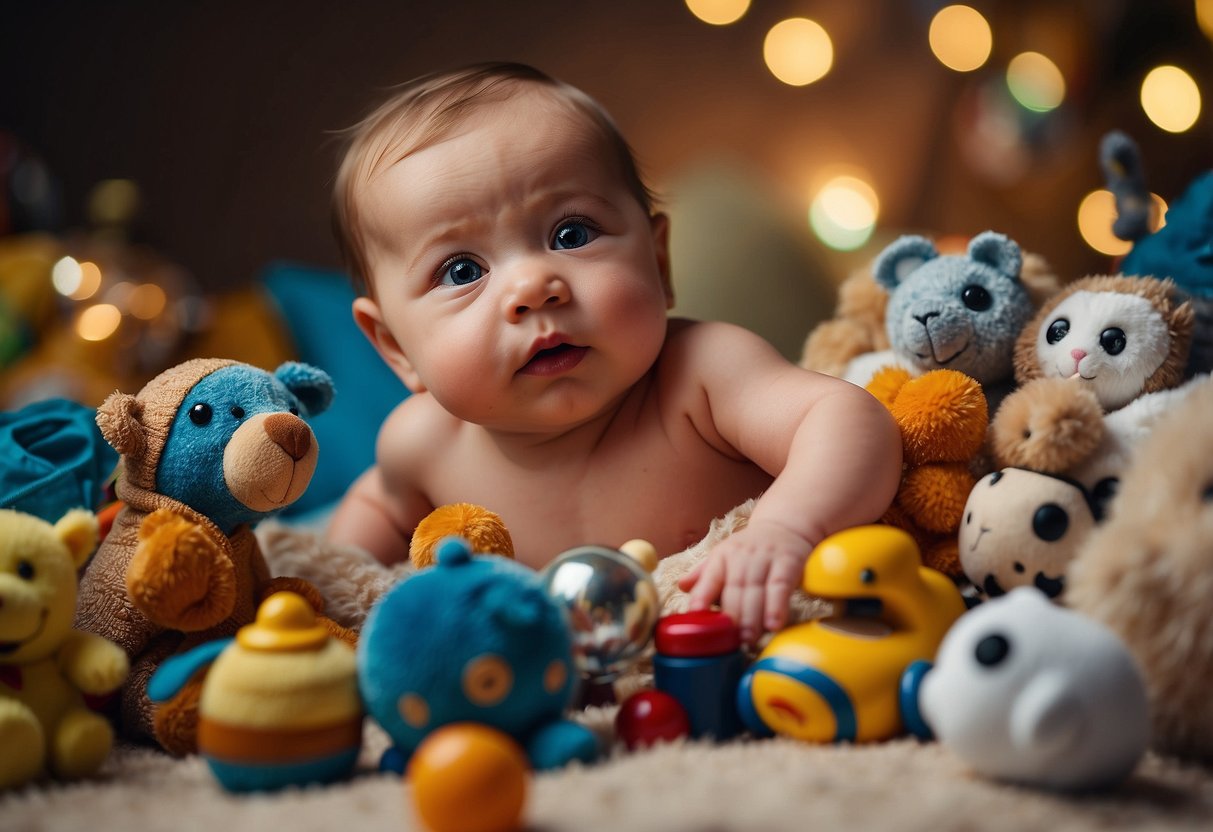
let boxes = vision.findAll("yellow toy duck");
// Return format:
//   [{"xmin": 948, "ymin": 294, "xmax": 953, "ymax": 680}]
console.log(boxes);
[{"xmin": 738, "ymin": 525, "xmax": 965, "ymax": 743}]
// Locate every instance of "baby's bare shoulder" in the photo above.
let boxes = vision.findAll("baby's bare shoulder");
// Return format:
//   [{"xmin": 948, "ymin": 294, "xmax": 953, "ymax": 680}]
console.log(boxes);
[
  {"xmin": 376, "ymin": 393, "xmax": 462, "ymax": 469},
  {"xmin": 659, "ymin": 318, "xmax": 802, "ymax": 383}
]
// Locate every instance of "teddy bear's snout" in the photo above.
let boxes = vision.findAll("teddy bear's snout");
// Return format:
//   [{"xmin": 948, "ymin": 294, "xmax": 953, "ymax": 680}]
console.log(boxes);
[
  {"xmin": 0, "ymin": 578, "xmax": 45, "ymax": 642},
  {"xmin": 263, "ymin": 413, "xmax": 312, "ymax": 461}
]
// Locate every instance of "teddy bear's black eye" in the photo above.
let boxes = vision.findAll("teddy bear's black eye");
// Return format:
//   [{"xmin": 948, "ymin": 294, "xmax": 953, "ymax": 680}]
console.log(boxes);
[
  {"xmin": 230, "ymin": 406, "xmax": 245, "ymax": 419},
  {"xmin": 16, "ymin": 560, "xmax": 34, "ymax": 580},
  {"xmin": 961, "ymin": 284, "xmax": 992, "ymax": 311},
  {"xmin": 1099, "ymin": 327, "xmax": 1127, "ymax": 356},
  {"xmin": 975, "ymin": 634, "xmax": 1010, "ymax": 666},
  {"xmin": 289, "ymin": 406, "xmax": 300, "ymax": 416},
  {"xmin": 189, "ymin": 403, "xmax": 213, "ymax": 426},
  {"xmin": 1046, "ymin": 318, "xmax": 1070, "ymax": 344},
  {"xmin": 1032, "ymin": 503, "xmax": 1069, "ymax": 541}
]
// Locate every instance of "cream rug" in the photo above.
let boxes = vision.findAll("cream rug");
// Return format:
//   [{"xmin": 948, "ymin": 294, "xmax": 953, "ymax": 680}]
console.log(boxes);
[{"xmin": 7, "ymin": 506, "xmax": 1213, "ymax": 830}]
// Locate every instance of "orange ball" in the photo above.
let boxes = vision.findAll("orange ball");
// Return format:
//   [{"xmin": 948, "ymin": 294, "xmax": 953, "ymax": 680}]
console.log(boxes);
[{"xmin": 407, "ymin": 724, "xmax": 530, "ymax": 832}]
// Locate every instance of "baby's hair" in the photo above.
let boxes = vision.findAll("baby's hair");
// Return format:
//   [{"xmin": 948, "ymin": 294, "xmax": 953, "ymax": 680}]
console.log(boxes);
[{"xmin": 332, "ymin": 61, "xmax": 655, "ymax": 295}]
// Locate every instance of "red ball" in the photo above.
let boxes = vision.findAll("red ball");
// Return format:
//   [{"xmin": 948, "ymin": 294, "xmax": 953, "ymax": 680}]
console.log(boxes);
[{"xmin": 615, "ymin": 690, "xmax": 690, "ymax": 751}]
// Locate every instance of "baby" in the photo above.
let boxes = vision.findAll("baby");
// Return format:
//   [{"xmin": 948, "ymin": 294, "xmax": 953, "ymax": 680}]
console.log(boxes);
[{"xmin": 326, "ymin": 62, "xmax": 901, "ymax": 642}]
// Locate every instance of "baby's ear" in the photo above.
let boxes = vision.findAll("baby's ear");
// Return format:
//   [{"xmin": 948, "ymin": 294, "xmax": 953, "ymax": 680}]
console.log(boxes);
[
  {"xmin": 873, "ymin": 235, "xmax": 938, "ymax": 289},
  {"xmin": 96, "ymin": 391, "xmax": 146, "ymax": 457},
  {"xmin": 352, "ymin": 297, "xmax": 425, "ymax": 392},
  {"xmin": 650, "ymin": 213, "xmax": 674, "ymax": 309},
  {"xmin": 274, "ymin": 361, "xmax": 335, "ymax": 417},
  {"xmin": 967, "ymin": 231, "xmax": 1022, "ymax": 282}
]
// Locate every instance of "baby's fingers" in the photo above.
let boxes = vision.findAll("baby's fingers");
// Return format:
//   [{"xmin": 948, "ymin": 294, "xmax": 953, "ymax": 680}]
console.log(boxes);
[
  {"xmin": 677, "ymin": 560, "xmax": 705, "ymax": 592},
  {"xmin": 763, "ymin": 558, "xmax": 801, "ymax": 632},
  {"xmin": 686, "ymin": 557, "xmax": 725, "ymax": 610},
  {"xmin": 739, "ymin": 557, "xmax": 771, "ymax": 645}
]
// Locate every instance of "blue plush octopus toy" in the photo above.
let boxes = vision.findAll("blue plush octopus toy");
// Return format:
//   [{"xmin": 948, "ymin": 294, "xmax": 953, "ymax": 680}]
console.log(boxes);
[{"xmin": 358, "ymin": 536, "xmax": 599, "ymax": 772}]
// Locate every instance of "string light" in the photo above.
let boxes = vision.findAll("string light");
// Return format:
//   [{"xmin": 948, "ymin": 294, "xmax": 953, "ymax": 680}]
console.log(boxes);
[
  {"xmin": 76, "ymin": 304, "xmax": 122, "ymax": 342},
  {"xmin": 1077, "ymin": 189, "xmax": 1168, "ymax": 256},
  {"xmin": 809, "ymin": 175, "xmax": 880, "ymax": 251},
  {"xmin": 928, "ymin": 5, "xmax": 993, "ymax": 72},
  {"xmin": 764, "ymin": 18, "xmax": 833, "ymax": 87},
  {"xmin": 1140, "ymin": 65, "xmax": 1201, "ymax": 133},
  {"xmin": 685, "ymin": 0, "xmax": 749, "ymax": 26},
  {"xmin": 1006, "ymin": 52, "xmax": 1066, "ymax": 112}
]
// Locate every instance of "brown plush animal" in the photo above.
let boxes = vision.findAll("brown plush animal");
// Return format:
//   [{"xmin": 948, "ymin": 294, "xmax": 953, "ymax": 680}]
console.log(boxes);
[
  {"xmin": 74, "ymin": 358, "xmax": 352, "ymax": 756},
  {"xmin": 865, "ymin": 367, "xmax": 988, "ymax": 577},
  {"xmin": 1066, "ymin": 375, "xmax": 1213, "ymax": 761}
]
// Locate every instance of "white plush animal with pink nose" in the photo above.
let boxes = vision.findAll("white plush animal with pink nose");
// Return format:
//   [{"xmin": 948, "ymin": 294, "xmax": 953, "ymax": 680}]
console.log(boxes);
[{"xmin": 919, "ymin": 587, "xmax": 1149, "ymax": 791}]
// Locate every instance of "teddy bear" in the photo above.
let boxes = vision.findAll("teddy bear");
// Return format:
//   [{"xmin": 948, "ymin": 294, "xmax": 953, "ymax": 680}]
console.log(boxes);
[
  {"xmin": 73, "ymin": 357, "xmax": 350, "ymax": 756},
  {"xmin": 864, "ymin": 366, "xmax": 988, "ymax": 578},
  {"xmin": 1011, "ymin": 274, "xmax": 1194, "ymax": 412},
  {"xmin": 1, "ymin": 507, "xmax": 128, "ymax": 789},
  {"xmin": 801, "ymin": 248, "xmax": 1060, "ymax": 383},
  {"xmin": 808, "ymin": 232, "xmax": 1056, "ymax": 410},
  {"xmin": 1065, "ymin": 374, "xmax": 1213, "ymax": 761}
]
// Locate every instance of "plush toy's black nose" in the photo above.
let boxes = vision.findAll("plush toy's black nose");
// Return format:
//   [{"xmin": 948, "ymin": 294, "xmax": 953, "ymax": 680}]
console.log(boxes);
[{"xmin": 264, "ymin": 413, "xmax": 312, "ymax": 461}]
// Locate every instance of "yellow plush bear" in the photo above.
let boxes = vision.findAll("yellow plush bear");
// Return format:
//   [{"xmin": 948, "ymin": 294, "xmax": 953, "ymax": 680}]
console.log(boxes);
[{"xmin": 0, "ymin": 508, "xmax": 129, "ymax": 789}]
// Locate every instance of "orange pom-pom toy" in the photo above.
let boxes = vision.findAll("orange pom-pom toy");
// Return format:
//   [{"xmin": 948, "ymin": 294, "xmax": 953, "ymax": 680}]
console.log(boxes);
[{"xmin": 409, "ymin": 503, "xmax": 515, "ymax": 568}]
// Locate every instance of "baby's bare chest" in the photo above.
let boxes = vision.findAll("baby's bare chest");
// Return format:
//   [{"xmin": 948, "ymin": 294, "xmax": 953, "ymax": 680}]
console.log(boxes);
[{"xmin": 425, "ymin": 428, "xmax": 772, "ymax": 569}]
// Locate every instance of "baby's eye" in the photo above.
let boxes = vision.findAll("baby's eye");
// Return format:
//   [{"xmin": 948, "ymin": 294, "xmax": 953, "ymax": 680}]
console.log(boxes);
[
  {"xmin": 552, "ymin": 220, "xmax": 598, "ymax": 250},
  {"xmin": 1099, "ymin": 327, "xmax": 1127, "ymax": 356},
  {"xmin": 440, "ymin": 258, "xmax": 484, "ymax": 286},
  {"xmin": 1046, "ymin": 318, "xmax": 1070, "ymax": 344}
]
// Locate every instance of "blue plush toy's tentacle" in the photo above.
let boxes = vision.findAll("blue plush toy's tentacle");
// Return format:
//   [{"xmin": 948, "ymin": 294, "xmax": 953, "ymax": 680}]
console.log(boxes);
[
  {"xmin": 872, "ymin": 236, "xmax": 938, "ymax": 290},
  {"xmin": 1100, "ymin": 130, "xmax": 1153, "ymax": 243},
  {"xmin": 274, "ymin": 362, "xmax": 335, "ymax": 417},
  {"xmin": 525, "ymin": 719, "xmax": 600, "ymax": 770}
]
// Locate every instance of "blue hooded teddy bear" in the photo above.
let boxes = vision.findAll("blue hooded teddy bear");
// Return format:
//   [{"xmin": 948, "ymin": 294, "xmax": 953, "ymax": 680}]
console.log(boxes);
[{"xmin": 358, "ymin": 536, "xmax": 600, "ymax": 773}]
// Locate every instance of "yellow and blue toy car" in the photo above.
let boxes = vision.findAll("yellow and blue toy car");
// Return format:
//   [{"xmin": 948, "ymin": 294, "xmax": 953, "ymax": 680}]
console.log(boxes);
[{"xmin": 737, "ymin": 525, "xmax": 965, "ymax": 743}]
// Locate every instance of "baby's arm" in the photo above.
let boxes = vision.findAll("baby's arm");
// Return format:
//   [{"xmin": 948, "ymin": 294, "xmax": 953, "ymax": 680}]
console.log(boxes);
[
  {"xmin": 325, "ymin": 399, "xmax": 436, "ymax": 566},
  {"xmin": 675, "ymin": 322, "xmax": 902, "ymax": 643}
]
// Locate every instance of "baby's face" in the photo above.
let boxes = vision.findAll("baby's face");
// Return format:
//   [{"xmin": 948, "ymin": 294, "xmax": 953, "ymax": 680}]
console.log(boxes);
[{"xmin": 355, "ymin": 89, "xmax": 672, "ymax": 433}]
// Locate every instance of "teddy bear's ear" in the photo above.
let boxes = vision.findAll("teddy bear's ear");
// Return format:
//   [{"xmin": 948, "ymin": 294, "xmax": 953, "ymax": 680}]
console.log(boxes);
[
  {"xmin": 967, "ymin": 231, "xmax": 1023, "ymax": 282},
  {"xmin": 274, "ymin": 361, "xmax": 335, "ymax": 417},
  {"xmin": 95, "ymin": 391, "xmax": 146, "ymax": 457},
  {"xmin": 54, "ymin": 508, "xmax": 100, "ymax": 569},
  {"xmin": 872, "ymin": 235, "xmax": 938, "ymax": 289}
]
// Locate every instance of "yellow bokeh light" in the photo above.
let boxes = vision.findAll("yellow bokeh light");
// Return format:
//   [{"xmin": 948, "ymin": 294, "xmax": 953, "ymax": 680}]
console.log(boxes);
[
  {"xmin": 810, "ymin": 175, "xmax": 880, "ymax": 251},
  {"xmin": 1006, "ymin": 52, "xmax": 1066, "ymax": 112},
  {"xmin": 685, "ymin": 0, "xmax": 750, "ymax": 26},
  {"xmin": 128, "ymin": 283, "xmax": 168, "ymax": 320},
  {"xmin": 929, "ymin": 5, "xmax": 993, "ymax": 72},
  {"xmin": 1199, "ymin": 0, "xmax": 1213, "ymax": 41},
  {"xmin": 764, "ymin": 18, "xmax": 833, "ymax": 87},
  {"xmin": 51, "ymin": 256, "xmax": 83, "ymax": 296},
  {"xmin": 76, "ymin": 303, "xmax": 123, "ymax": 342},
  {"xmin": 1141, "ymin": 65, "xmax": 1201, "ymax": 133},
  {"xmin": 1076, "ymin": 189, "xmax": 1168, "ymax": 256}
]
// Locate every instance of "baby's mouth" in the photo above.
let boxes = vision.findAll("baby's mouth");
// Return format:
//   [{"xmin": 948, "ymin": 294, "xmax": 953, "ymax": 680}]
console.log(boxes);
[{"xmin": 519, "ymin": 342, "xmax": 588, "ymax": 377}]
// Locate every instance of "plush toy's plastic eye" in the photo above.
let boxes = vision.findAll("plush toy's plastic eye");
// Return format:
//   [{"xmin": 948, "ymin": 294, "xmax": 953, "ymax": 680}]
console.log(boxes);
[
  {"xmin": 1099, "ymin": 327, "xmax": 1127, "ymax": 355},
  {"xmin": 974, "ymin": 634, "xmax": 1010, "ymax": 666},
  {"xmin": 1046, "ymin": 318, "xmax": 1070, "ymax": 344},
  {"xmin": 961, "ymin": 284, "xmax": 992, "ymax": 311},
  {"xmin": 289, "ymin": 406, "xmax": 300, "ymax": 416},
  {"xmin": 543, "ymin": 659, "xmax": 568, "ymax": 694},
  {"xmin": 189, "ymin": 403, "xmax": 213, "ymax": 426},
  {"xmin": 230, "ymin": 406, "xmax": 245, "ymax": 419},
  {"xmin": 860, "ymin": 568, "xmax": 877, "ymax": 584},
  {"xmin": 463, "ymin": 655, "xmax": 514, "ymax": 706},
  {"xmin": 16, "ymin": 560, "xmax": 35, "ymax": 580},
  {"xmin": 1032, "ymin": 503, "xmax": 1069, "ymax": 541}
]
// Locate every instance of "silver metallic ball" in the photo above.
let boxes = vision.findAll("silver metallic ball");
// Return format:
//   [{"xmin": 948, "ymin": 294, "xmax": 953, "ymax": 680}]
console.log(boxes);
[{"xmin": 540, "ymin": 545, "xmax": 660, "ymax": 683}]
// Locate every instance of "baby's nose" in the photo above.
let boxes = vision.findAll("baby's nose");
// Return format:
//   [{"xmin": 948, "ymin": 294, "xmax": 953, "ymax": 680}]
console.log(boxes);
[{"xmin": 504, "ymin": 269, "xmax": 570, "ymax": 321}]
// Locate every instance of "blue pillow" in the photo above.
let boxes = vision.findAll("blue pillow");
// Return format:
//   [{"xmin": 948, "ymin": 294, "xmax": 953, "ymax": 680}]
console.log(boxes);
[{"xmin": 260, "ymin": 262, "xmax": 408, "ymax": 517}]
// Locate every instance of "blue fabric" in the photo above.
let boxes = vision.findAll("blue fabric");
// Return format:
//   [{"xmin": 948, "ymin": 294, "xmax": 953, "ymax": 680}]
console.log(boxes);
[
  {"xmin": 259, "ymin": 263, "xmax": 409, "ymax": 517},
  {"xmin": 0, "ymin": 398, "xmax": 118, "ymax": 522}
]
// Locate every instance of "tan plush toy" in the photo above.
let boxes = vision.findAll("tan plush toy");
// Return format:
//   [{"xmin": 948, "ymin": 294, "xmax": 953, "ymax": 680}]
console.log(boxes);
[
  {"xmin": 74, "ymin": 358, "xmax": 352, "ymax": 757},
  {"xmin": 1066, "ymin": 375, "xmax": 1213, "ymax": 761},
  {"xmin": 865, "ymin": 367, "xmax": 988, "ymax": 578},
  {"xmin": 1, "ymin": 508, "xmax": 128, "ymax": 789}
]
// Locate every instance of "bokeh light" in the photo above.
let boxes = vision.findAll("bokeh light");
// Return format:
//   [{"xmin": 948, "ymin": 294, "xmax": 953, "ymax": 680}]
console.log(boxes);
[
  {"xmin": 76, "ymin": 303, "xmax": 123, "ymax": 342},
  {"xmin": 1140, "ymin": 65, "xmax": 1201, "ymax": 133},
  {"xmin": 764, "ymin": 18, "xmax": 833, "ymax": 87},
  {"xmin": 1199, "ymin": 0, "xmax": 1213, "ymax": 41},
  {"xmin": 1006, "ymin": 52, "xmax": 1065, "ymax": 112},
  {"xmin": 809, "ymin": 175, "xmax": 880, "ymax": 251},
  {"xmin": 51, "ymin": 256, "xmax": 83, "ymax": 296},
  {"xmin": 685, "ymin": 0, "xmax": 750, "ymax": 26},
  {"xmin": 1077, "ymin": 189, "xmax": 1168, "ymax": 256},
  {"xmin": 928, "ymin": 5, "xmax": 993, "ymax": 72},
  {"xmin": 128, "ymin": 283, "xmax": 168, "ymax": 320}
]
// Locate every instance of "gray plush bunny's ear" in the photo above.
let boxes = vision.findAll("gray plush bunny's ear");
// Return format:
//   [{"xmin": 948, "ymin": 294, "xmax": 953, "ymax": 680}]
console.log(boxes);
[
  {"xmin": 872, "ymin": 235, "xmax": 938, "ymax": 289},
  {"xmin": 274, "ymin": 361, "xmax": 335, "ymax": 417},
  {"xmin": 967, "ymin": 231, "xmax": 1023, "ymax": 282}
]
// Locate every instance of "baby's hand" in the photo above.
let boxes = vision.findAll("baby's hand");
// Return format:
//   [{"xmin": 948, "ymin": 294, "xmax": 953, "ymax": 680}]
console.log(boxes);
[{"xmin": 677, "ymin": 520, "xmax": 813, "ymax": 645}]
